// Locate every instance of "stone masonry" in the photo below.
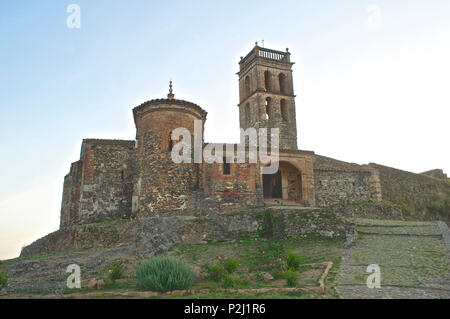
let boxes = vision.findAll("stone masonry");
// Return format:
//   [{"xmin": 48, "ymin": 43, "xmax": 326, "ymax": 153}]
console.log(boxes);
[{"xmin": 33, "ymin": 44, "xmax": 447, "ymax": 240}]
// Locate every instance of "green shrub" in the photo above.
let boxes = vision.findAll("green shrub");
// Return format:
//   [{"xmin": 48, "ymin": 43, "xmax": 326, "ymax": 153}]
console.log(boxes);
[
  {"xmin": 286, "ymin": 250, "xmax": 305, "ymax": 271},
  {"xmin": 136, "ymin": 256, "xmax": 196, "ymax": 292},
  {"xmin": 205, "ymin": 263, "xmax": 226, "ymax": 282},
  {"xmin": 0, "ymin": 271, "xmax": 7, "ymax": 286},
  {"xmin": 283, "ymin": 270, "xmax": 299, "ymax": 287},
  {"xmin": 223, "ymin": 257, "xmax": 240, "ymax": 274},
  {"xmin": 109, "ymin": 261, "xmax": 126, "ymax": 280},
  {"xmin": 222, "ymin": 274, "xmax": 237, "ymax": 289}
]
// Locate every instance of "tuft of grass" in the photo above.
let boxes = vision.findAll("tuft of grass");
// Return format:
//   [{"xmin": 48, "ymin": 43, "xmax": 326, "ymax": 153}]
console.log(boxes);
[
  {"xmin": 286, "ymin": 250, "xmax": 305, "ymax": 271},
  {"xmin": 136, "ymin": 256, "xmax": 196, "ymax": 292},
  {"xmin": 282, "ymin": 270, "xmax": 299, "ymax": 287}
]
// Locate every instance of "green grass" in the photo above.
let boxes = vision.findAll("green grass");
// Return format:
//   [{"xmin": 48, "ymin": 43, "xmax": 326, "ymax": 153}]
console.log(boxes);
[
  {"xmin": 64, "ymin": 279, "xmax": 138, "ymax": 295},
  {"xmin": 167, "ymin": 237, "xmax": 344, "ymax": 295}
]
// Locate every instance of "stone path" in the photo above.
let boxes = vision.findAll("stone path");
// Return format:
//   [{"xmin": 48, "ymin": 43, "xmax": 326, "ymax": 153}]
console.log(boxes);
[{"xmin": 336, "ymin": 218, "xmax": 450, "ymax": 299}]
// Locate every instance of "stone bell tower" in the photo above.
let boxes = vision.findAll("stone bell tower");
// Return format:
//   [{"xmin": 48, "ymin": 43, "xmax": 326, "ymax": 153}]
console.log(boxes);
[{"xmin": 237, "ymin": 43, "xmax": 298, "ymax": 150}]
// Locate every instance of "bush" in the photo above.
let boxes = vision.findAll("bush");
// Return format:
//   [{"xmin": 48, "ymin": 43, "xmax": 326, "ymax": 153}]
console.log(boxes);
[
  {"xmin": 109, "ymin": 261, "xmax": 126, "ymax": 280},
  {"xmin": 283, "ymin": 270, "xmax": 299, "ymax": 287},
  {"xmin": 223, "ymin": 257, "xmax": 240, "ymax": 274},
  {"xmin": 0, "ymin": 271, "xmax": 7, "ymax": 286},
  {"xmin": 222, "ymin": 274, "xmax": 237, "ymax": 289},
  {"xmin": 206, "ymin": 262, "xmax": 227, "ymax": 282},
  {"xmin": 286, "ymin": 250, "xmax": 305, "ymax": 271},
  {"xmin": 136, "ymin": 256, "xmax": 196, "ymax": 292}
]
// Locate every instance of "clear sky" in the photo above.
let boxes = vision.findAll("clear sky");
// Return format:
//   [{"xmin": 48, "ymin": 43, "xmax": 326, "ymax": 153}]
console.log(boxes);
[{"xmin": 1, "ymin": 0, "xmax": 449, "ymax": 260}]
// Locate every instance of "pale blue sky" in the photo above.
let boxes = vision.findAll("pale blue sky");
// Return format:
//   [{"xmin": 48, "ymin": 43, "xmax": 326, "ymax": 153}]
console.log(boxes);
[{"xmin": 1, "ymin": 0, "xmax": 449, "ymax": 259}]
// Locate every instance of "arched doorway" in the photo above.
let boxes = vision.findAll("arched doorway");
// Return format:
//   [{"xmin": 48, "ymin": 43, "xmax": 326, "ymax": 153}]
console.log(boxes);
[
  {"xmin": 263, "ymin": 169, "xmax": 282, "ymax": 199},
  {"xmin": 262, "ymin": 161, "xmax": 303, "ymax": 204}
]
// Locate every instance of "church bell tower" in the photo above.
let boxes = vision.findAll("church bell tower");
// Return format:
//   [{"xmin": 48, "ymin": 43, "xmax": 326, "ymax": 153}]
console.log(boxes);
[{"xmin": 237, "ymin": 43, "xmax": 298, "ymax": 150}]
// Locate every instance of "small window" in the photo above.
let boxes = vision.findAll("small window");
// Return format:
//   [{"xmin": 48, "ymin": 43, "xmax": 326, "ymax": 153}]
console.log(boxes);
[{"xmin": 223, "ymin": 157, "xmax": 231, "ymax": 175}]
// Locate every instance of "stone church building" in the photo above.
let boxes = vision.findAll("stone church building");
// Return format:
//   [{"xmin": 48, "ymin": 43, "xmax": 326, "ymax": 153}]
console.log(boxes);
[{"xmin": 59, "ymin": 44, "xmax": 444, "ymax": 228}]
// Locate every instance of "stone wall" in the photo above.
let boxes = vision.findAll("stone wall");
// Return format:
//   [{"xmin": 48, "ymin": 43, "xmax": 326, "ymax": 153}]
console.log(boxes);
[
  {"xmin": 346, "ymin": 202, "xmax": 404, "ymax": 220},
  {"xmin": 369, "ymin": 163, "xmax": 448, "ymax": 217},
  {"xmin": 202, "ymin": 143, "xmax": 263, "ymax": 210},
  {"xmin": 421, "ymin": 169, "xmax": 448, "ymax": 180},
  {"xmin": 60, "ymin": 139, "xmax": 136, "ymax": 227},
  {"xmin": 135, "ymin": 129, "xmax": 200, "ymax": 217},
  {"xmin": 314, "ymin": 169, "xmax": 372, "ymax": 207},
  {"xmin": 80, "ymin": 139, "xmax": 136, "ymax": 224},
  {"xmin": 313, "ymin": 155, "xmax": 373, "ymax": 207},
  {"xmin": 60, "ymin": 161, "xmax": 83, "ymax": 228}
]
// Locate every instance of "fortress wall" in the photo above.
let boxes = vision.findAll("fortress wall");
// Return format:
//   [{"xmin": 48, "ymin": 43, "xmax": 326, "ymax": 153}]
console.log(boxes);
[
  {"xmin": 60, "ymin": 160, "xmax": 83, "ymax": 228},
  {"xmin": 75, "ymin": 139, "xmax": 136, "ymax": 224},
  {"xmin": 313, "ymin": 155, "xmax": 373, "ymax": 207},
  {"xmin": 314, "ymin": 169, "xmax": 372, "ymax": 207},
  {"xmin": 369, "ymin": 163, "xmax": 447, "ymax": 214},
  {"xmin": 421, "ymin": 169, "xmax": 448, "ymax": 180}
]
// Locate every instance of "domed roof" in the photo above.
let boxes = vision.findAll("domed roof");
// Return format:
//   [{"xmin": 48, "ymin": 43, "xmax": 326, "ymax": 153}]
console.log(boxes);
[{"xmin": 132, "ymin": 82, "xmax": 207, "ymax": 124}]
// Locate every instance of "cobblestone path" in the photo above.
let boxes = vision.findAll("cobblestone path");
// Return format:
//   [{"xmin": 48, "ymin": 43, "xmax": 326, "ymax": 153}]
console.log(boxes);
[{"xmin": 336, "ymin": 219, "xmax": 450, "ymax": 299}]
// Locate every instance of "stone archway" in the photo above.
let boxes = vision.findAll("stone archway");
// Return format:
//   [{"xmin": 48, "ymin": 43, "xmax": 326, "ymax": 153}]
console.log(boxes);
[{"xmin": 262, "ymin": 161, "xmax": 304, "ymax": 205}]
